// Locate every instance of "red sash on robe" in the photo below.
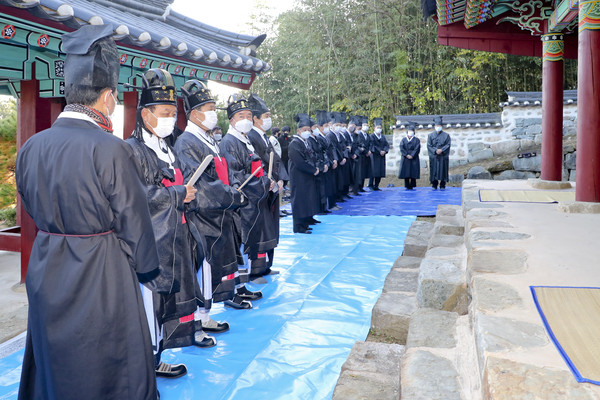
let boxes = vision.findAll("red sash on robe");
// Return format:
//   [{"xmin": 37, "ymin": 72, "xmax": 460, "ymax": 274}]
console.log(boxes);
[
  {"xmin": 250, "ymin": 153, "xmax": 264, "ymax": 178},
  {"xmin": 161, "ymin": 168, "xmax": 186, "ymax": 224},
  {"xmin": 213, "ymin": 157, "xmax": 230, "ymax": 185}
]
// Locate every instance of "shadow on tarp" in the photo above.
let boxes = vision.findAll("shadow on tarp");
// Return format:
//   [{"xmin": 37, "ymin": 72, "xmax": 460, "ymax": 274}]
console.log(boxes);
[
  {"xmin": 0, "ymin": 215, "xmax": 415, "ymax": 400},
  {"xmin": 329, "ymin": 186, "xmax": 462, "ymax": 217}
]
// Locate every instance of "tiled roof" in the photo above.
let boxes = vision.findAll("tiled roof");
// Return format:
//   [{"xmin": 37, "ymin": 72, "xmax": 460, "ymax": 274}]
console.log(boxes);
[
  {"xmin": 0, "ymin": 0, "xmax": 270, "ymax": 73},
  {"xmin": 500, "ymin": 90, "xmax": 577, "ymax": 107},
  {"xmin": 394, "ymin": 113, "xmax": 502, "ymax": 130}
]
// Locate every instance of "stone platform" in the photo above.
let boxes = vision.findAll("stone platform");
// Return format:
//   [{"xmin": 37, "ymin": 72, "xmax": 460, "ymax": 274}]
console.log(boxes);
[{"xmin": 334, "ymin": 179, "xmax": 600, "ymax": 399}]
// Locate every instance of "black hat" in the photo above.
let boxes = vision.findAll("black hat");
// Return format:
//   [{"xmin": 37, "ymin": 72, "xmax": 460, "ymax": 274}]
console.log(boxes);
[
  {"xmin": 361, "ymin": 116, "xmax": 369, "ymax": 125},
  {"xmin": 374, "ymin": 118, "xmax": 383, "ymax": 127},
  {"xmin": 294, "ymin": 113, "xmax": 312, "ymax": 128},
  {"xmin": 180, "ymin": 79, "xmax": 215, "ymax": 115},
  {"xmin": 139, "ymin": 68, "xmax": 177, "ymax": 108},
  {"xmin": 282, "ymin": 125, "xmax": 290, "ymax": 132},
  {"xmin": 62, "ymin": 24, "xmax": 119, "ymax": 92},
  {"xmin": 407, "ymin": 121, "xmax": 417, "ymax": 131},
  {"xmin": 348, "ymin": 115, "xmax": 361, "ymax": 126},
  {"xmin": 226, "ymin": 93, "xmax": 251, "ymax": 119},
  {"xmin": 316, "ymin": 110, "xmax": 329, "ymax": 126},
  {"xmin": 340, "ymin": 112, "xmax": 348, "ymax": 124},
  {"xmin": 248, "ymin": 93, "xmax": 269, "ymax": 117},
  {"xmin": 434, "ymin": 116, "xmax": 443, "ymax": 125},
  {"xmin": 272, "ymin": 127, "xmax": 280, "ymax": 135}
]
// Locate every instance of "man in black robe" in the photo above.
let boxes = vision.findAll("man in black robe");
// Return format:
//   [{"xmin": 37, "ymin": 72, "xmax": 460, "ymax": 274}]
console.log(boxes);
[
  {"xmin": 246, "ymin": 94, "xmax": 285, "ymax": 277},
  {"xmin": 398, "ymin": 122, "xmax": 421, "ymax": 190},
  {"xmin": 126, "ymin": 68, "xmax": 202, "ymax": 379},
  {"xmin": 343, "ymin": 114, "xmax": 359, "ymax": 196},
  {"xmin": 315, "ymin": 110, "xmax": 341, "ymax": 211},
  {"xmin": 308, "ymin": 119, "xmax": 328, "ymax": 214},
  {"xmin": 368, "ymin": 118, "xmax": 390, "ymax": 191},
  {"xmin": 278, "ymin": 125, "xmax": 292, "ymax": 187},
  {"xmin": 16, "ymin": 25, "xmax": 159, "ymax": 400},
  {"xmin": 358, "ymin": 116, "xmax": 373, "ymax": 191},
  {"xmin": 325, "ymin": 112, "xmax": 346, "ymax": 205},
  {"xmin": 289, "ymin": 114, "xmax": 320, "ymax": 233},
  {"xmin": 427, "ymin": 116, "xmax": 451, "ymax": 190},
  {"xmin": 175, "ymin": 82, "xmax": 249, "ymax": 341}
]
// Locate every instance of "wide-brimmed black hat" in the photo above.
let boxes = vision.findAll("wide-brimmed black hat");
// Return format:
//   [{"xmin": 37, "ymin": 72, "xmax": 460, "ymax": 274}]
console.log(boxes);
[
  {"xmin": 348, "ymin": 115, "xmax": 361, "ymax": 126},
  {"xmin": 316, "ymin": 110, "xmax": 330, "ymax": 126},
  {"xmin": 434, "ymin": 116, "xmax": 443, "ymax": 125},
  {"xmin": 282, "ymin": 125, "xmax": 290, "ymax": 132},
  {"xmin": 361, "ymin": 116, "xmax": 369, "ymax": 125},
  {"xmin": 180, "ymin": 79, "xmax": 214, "ymax": 115},
  {"xmin": 62, "ymin": 24, "xmax": 119, "ymax": 92},
  {"xmin": 138, "ymin": 68, "xmax": 177, "ymax": 108},
  {"xmin": 374, "ymin": 118, "xmax": 383, "ymax": 127},
  {"xmin": 339, "ymin": 112, "xmax": 348, "ymax": 124},
  {"xmin": 407, "ymin": 121, "xmax": 417, "ymax": 131},
  {"xmin": 226, "ymin": 93, "xmax": 251, "ymax": 119},
  {"xmin": 294, "ymin": 113, "xmax": 312, "ymax": 129}
]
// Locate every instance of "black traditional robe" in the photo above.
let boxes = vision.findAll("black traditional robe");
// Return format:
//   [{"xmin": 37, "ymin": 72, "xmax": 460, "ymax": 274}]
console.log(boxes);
[
  {"xmin": 308, "ymin": 135, "xmax": 327, "ymax": 211},
  {"xmin": 16, "ymin": 116, "xmax": 158, "ymax": 400},
  {"xmin": 398, "ymin": 136, "xmax": 421, "ymax": 179},
  {"xmin": 174, "ymin": 130, "xmax": 245, "ymax": 303},
  {"xmin": 358, "ymin": 132, "xmax": 372, "ymax": 181},
  {"xmin": 427, "ymin": 130, "xmax": 451, "ymax": 183},
  {"xmin": 288, "ymin": 137, "xmax": 320, "ymax": 220},
  {"xmin": 220, "ymin": 133, "xmax": 273, "ymax": 256},
  {"xmin": 329, "ymin": 131, "xmax": 348, "ymax": 194},
  {"xmin": 126, "ymin": 135, "xmax": 198, "ymax": 350},
  {"xmin": 277, "ymin": 133, "xmax": 292, "ymax": 174},
  {"xmin": 318, "ymin": 133, "xmax": 338, "ymax": 206},
  {"xmin": 342, "ymin": 130, "xmax": 356, "ymax": 189},
  {"xmin": 370, "ymin": 133, "xmax": 389, "ymax": 178}
]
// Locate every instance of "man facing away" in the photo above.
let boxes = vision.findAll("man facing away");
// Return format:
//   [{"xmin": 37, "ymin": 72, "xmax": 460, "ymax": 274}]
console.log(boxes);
[{"xmin": 16, "ymin": 25, "xmax": 159, "ymax": 400}]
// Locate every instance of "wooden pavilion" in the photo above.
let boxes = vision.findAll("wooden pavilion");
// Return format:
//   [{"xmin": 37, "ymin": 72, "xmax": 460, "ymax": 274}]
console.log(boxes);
[
  {"xmin": 422, "ymin": 0, "xmax": 600, "ymax": 202},
  {"xmin": 0, "ymin": 0, "xmax": 270, "ymax": 282}
]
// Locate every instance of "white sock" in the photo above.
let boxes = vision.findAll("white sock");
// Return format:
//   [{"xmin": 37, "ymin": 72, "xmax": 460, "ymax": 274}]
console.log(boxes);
[{"xmin": 194, "ymin": 307, "xmax": 210, "ymax": 323}]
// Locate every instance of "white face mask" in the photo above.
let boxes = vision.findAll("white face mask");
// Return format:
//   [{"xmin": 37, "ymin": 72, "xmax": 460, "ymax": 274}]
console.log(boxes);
[
  {"xmin": 313, "ymin": 127, "xmax": 322, "ymax": 136},
  {"xmin": 408, "ymin": 131, "xmax": 414, "ymax": 137},
  {"xmin": 324, "ymin": 127, "xmax": 331, "ymax": 134},
  {"xmin": 300, "ymin": 130, "xmax": 311, "ymax": 139},
  {"xmin": 435, "ymin": 126, "xmax": 442, "ymax": 132},
  {"xmin": 375, "ymin": 128, "xmax": 382, "ymax": 134},
  {"xmin": 198, "ymin": 110, "xmax": 218, "ymax": 130},
  {"xmin": 149, "ymin": 111, "xmax": 175, "ymax": 138},
  {"xmin": 348, "ymin": 125, "xmax": 356, "ymax": 133},
  {"xmin": 213, "ymin": 133, "xmax": 222, "ymax": 141},
  {"xmin": 261, "ymin": 117, "xmax": 272, "ymax": 131},
  {"xmin": 235, "ymin": 118, "xmax": 253, "ymax": 134},
  {"xmin": 105, "ymin": 90, "xmax": 117, "ymax": 119},
  {"xmin": 362, "ymin": 125, "xmax": 369, "ymax": 133}
]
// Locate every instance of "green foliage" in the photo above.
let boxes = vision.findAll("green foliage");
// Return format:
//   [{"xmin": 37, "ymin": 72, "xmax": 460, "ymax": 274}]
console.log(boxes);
[
  {"xmin": 0, "ymin": 98, "xmax": 17, "ymax": 141},
  {"xmin": 251, "ymin": 0, "xmax": 577, "ymax": 130},
  {"xmin": 0, "ymin": 205, "xmax": 16, "ymax": 227}
]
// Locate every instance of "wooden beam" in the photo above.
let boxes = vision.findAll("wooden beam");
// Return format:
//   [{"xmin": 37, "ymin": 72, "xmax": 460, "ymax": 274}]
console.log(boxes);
[{"xmin": 549, "ymin": 0, "xmax": 580, "ymax": 31}]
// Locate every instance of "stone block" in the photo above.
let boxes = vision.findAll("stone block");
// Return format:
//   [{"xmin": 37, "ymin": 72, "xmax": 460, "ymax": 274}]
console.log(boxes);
[
  {"xmin": 490, "ymin": 140, "xmax": 520, "ymax": 156},
  {"xmin": 468, "ymin": 248, "xmax": 527, "ymax": 275},
  {"xmin": 462, "ymin": 200, "xmax": 504, "ymax": 215},
  {"xmin": 333, "ymin": 341, "xmax": 403, "ymax": 400},
  {"xmin": 534, "ymin": 134, "xmax": 542, "ymax": 145},
  {"xmin": 493, "ymin": 170, "xmax": 536, "ymax": 180},
  {"xmin": 466, "ymin": 230, "xmax": 530, "ymax": 253},
  {"xmin": 564, "ymin": 151, "xmax": 576, "ymax": 170},
  {"xmin": 525, "ymin": 125, "xmax": 542, "ymax": 135},
  {"xmin": 467, "ymin": 166, "xmax": 492, "ymax": 180},
  {"xmin": 417, "ymin": 258, "xmax": 468, "ymax": 314},
  {"xmin": 519, "ymin": 139, "xmax": 536, "ymax": 150},
  {"xmin": 428, "ymin": 233, "xmax": 464, "ymax": 249},
  {"xmin": 512, "ymin": 154, "xmax": 541, "ymax": 171},
  {"xmin": 527, "ymin": 178, "xmax": 572, "ymax": 189},
  {"xmin": 471, "ymin": 277, "xmax": 523, "ymax": 312},
  {"xmin": 393, "ymin": 255, "xmax": 422, "ymax": 270},
  {"xmin": 448, "ymin": 173, "xmax": 464, "ymax": 183},
  {"xmin": 569, "ymin": 169, "xmax": 576, "ymax": 182},
  {"xmin": 521, "ymin": 117, "xmax": 542, "ymax": 126},
  {"xmin": 558, "ymin": 201, "xmax": 600, "ymax": 214},
  {"xmin": 401, "ymin": 349, "xmax": 463, "ymax": 400},
  {"xmin": 406, "ymin": 308, "xmax": 458, "ymax": 348},
  {"xmin": 468, "ymin": 148, "xmax": 494, "ymax": 163},
  {"xmin": 371, "ymin": 292, "xmax": 417, "ymax": 343},
  {"xmin": 510, "ymin": 127, "xmax": 526, "ymax": 136},
  {"xmin": 403, "ymin": 221, "xmax": 434, "ymax": 257},
  {"xmin": 382, "ymin": 269, "xmax": 419, "ymax": 293},
  {"xmin": 475, "ymin": 314, "xmax": 547, "ymax": 357},
  {"xmin": 467, "ymin": 142, "xmax": 486, "ymax": 152},
  {"xmin": 449, "ymin": 159, "xmax": 467, "ymax": 168},
  {"xmin": 483, "ymin": 357, "xmax": 599, "ymax": 400}
]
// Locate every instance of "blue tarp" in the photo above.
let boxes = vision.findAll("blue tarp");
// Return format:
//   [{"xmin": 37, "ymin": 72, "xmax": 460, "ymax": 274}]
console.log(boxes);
[
  {"xmin": 0, "ymin": 214, "xmax": 415, "ymax": 400},
  {"xmin": 329, "ymin": 186, "xmax": 462, "ymax": 216}
]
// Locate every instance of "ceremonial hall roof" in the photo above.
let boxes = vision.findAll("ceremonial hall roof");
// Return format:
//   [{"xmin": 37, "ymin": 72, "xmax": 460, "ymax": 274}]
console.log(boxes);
[
  {"xmin": 0, "ymin": 0, "xmax": 269, "ymax": 96},
  {"xmin": 500, "ymin": 89, "xmax": 578, "ymax": 107}
]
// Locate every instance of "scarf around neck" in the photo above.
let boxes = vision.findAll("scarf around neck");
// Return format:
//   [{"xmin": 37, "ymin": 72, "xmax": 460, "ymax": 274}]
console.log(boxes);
[{"xmin": 64, "ymin": 104, "xmax": 113, "ymax": 133}]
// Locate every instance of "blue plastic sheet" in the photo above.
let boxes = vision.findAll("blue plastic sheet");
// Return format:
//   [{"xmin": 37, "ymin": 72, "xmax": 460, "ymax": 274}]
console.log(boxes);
[
  {"xmin": 0, "ymin": 215, "xmax": 414, "ymax": 400},
  {"xmin": 329, "ymin": 186, "xmax": 462, "ymax": 216}
]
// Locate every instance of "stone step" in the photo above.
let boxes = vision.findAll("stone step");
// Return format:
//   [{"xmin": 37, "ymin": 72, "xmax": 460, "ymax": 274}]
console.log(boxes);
[
  {"xmin": 434, "ymin": 205, "xmax": 465, "ymax": 236},
  {"xmin": 382, "ymin": 268, "xmax": 419, "ymax": 294},
  {"xmin": 403, "ymin": 220, "xmax": 435, "ymax": 258},
  {"xmin": 392, "ymin": 255, "xmax": 422, "ymax": 270},
  {"xmin": 406, "ymin": 308, "xmax": 458, "ymax": 349},
  {"xmin": 401, "ymin": 348, "xmax": 464, "ymax": 400},
  {"xmin": 333, "ymin": 341, "xmax": 404, "ymax": 400},
  {"xmin": 371, "ymin": 291, "xmax": 417, "ymax": 344},
  {"xmin": 416, "ymin": 258, "xmax": 468, "ymax": 315}
]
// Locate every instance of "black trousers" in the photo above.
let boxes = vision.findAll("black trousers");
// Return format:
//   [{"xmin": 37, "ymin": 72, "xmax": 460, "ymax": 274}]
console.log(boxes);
[
  {"xmin": 431, "ymin": 180, "xmax": 446, "ymax": 189},
  {"xmin": 404, "ymin": 178, "xmax": 416, "ymax": 189},
  {"xmin": 369, "ymin": 177, "xmax": 382, "ymax": 188}
]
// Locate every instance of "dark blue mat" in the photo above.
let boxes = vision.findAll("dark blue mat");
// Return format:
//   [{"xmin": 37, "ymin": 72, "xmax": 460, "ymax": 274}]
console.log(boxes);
[
  {"xmin": 329, "ymin": 186, "xmax": 462, "ymax": 216},
  {"xmin": 0, "ymin": 215, "xmax": 415, "ymax": 400}
]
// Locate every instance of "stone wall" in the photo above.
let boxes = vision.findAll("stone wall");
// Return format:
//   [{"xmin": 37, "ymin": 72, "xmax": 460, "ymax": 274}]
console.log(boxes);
[{"xmin": 386, "ymin": 103, "xmax": 578, "ymax": 175}]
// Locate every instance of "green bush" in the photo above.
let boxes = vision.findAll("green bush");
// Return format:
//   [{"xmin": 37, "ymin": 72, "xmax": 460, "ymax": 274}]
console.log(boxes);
[{"xmin": 0, "ymin": 206, "xmax": 16, "ymax": 227}]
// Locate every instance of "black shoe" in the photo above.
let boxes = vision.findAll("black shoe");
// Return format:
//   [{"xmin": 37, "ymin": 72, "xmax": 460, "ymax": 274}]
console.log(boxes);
[
  {"xmin": 440, "ymin": 187, "xmax": 446, "ymax": 190},
  {"xmin": 193, "ymin": 331, "xmax": 217, "ymax": 348},
  {"xmin": 293, "ymin": 227, "xmax": 312, "ymax": 234},
  {"xmin": 358, "ymin": 188, "xmax": 366, "ymax": 192},
  {"xmin": 432, "ymin": 185, "xmax": 438, "ymax": 190},
  {"xmin": 201, "ymin": 318, "xmax": 230, "ymax": 333},
  {"xmin": 156, "ymin": 362, "xmax": 187, "ymax": 379},
  {"xmin": 237, "ymin": 286, "xmax": 263, "ymax": 301},
  {"xmin": 330, "ymin": 205, "xmax": 342, "ymax": 211},
  {"xmin": 309, "ymin": 218, "xmax": 322, "ymax": 224},
  {"xmin": 373, "ymin": 187, "xmax": 381, "ymax": 191},
  {"xmin": 343, "ymin": 195, "xmax": 352, "ymax": 200},
  {"xmin": 224, "ymin": 295, "xmax": 253, "ymax": 309}
]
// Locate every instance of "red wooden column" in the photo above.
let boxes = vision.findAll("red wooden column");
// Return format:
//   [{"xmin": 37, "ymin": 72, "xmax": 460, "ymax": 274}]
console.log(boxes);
[
  {"xmin": 16, "ymin": 80, "xmax": 41, "ymax": 283},
  {"xmin": 176, "ymin": 97, "xmax": 187, "ymax": 132},
  {"xmin": 576, "ymin": 1, "xmax": 600, "ymax": 202},
  {"xmin": 122, "ymin": 90, "xmax": 137, "ymax": 140},
  {"xmin": 540, "ymin": 33, "xmax": 564, "ymax": 182}
]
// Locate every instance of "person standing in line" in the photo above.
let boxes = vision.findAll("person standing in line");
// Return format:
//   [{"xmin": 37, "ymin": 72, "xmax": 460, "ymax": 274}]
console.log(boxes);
[
  {"xmin": 398, "ymin": 122, "xmax": 421, "ymax": 190},
  {"xmin": 358, "ymin": 116, "xmax": 372, "ymax": 191},
  {"xmin": 269, "ymin": 126, "xmax": 282, "ymax": 157},
  {"xmin": 427, "ymin": 116, "xmax": 451, "ymax": 190},
  {"xmin": 16, "ymin": 25, "xmax": 160, "ymax": 400},
  {"xmin": 368, "ymin": 118, "xmax": 389, "ymax": 191},
  {"xmin": 278, "ymin": 125, "xmax": 292, "ymax": 187},
  {"xmin": 289, "ymin": 114, "xmax": 321, "ymax": 234}
]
